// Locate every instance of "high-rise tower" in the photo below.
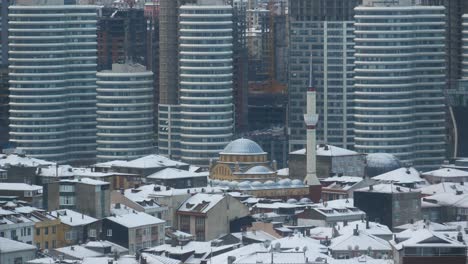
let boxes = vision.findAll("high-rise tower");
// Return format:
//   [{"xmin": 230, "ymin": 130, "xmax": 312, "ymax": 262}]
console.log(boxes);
[
  {"xmin": 354, "ymin": 0, "xmax": 447, "ymax": 170},
  {"xmin": 8, "ymin": 0, "xmax": 98, "ymax": 164}
]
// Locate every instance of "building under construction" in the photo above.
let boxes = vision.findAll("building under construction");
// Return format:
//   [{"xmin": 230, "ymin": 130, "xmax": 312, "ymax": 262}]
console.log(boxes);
[{"xmin": 97, "ymin": 7, "xmax": 147, "ymax": 70}]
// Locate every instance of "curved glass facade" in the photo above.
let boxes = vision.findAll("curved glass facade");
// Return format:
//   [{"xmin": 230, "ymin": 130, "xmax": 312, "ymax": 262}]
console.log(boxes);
[
  {"xmin": 354, "ymin": 5, "xmax": 446, "ymax": 170},
  {"xmin": 178, "ymin": 4, "xmax": 234, "ymax": 167},
  {"xmin": 8, "ymin": 5, "xmax": 98, "ymax": 164},
  {"xmin": 96, "ymin": 64, "xmax": 154, "ymax": 161}
]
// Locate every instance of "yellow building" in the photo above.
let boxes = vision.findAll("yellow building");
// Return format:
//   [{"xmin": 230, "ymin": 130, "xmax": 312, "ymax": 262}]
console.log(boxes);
[
  {"xmin": 210, "ymin": 138, "xmax": 278, "ymax": 182},
  {"xmin": 31, "ymin": 211, "xmax": 62, "ymax": 250}
]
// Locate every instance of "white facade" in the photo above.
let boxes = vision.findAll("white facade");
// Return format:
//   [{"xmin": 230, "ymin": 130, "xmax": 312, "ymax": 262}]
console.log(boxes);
[
  {"xmin": 8, "ymin": 2, "xmax": 98, "ymax": 163},
  {"xmin": 96, "ymin": 63, "xmax": 154, "ymax": 161},
  {"xmin": 178, "ymin": 2, "xmax": 234, "ymax": 167},
  {"xmin": 353, "ymin": 3, "xmax": 446, "ymax": 170}
]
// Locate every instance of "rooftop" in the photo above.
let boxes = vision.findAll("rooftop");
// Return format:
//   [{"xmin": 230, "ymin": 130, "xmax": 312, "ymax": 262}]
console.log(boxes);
[
  {"xmin": 220, "ymin": 138, "xmax": 266, "ymax": 155},
  {"xmin": 94, "ymin": 155, "xmax": 187, "ymax": 169},
  {"xmin": 0, "ymin": 183, "xmax": 42, "ymax": 192},
  {"xmin": 107, "ymin": 212, "xmax": 165, "ymax": 228},
  {"xmin": 289, "ymin": 145, "xmax": 359, "ymax": 157},
  {"xmin": 147, "ymin": 168, "xmax": 208, "ymax": 180},
  {"xmin": 0, "ymin": 153, "xmax": 54, "ymax": 168},
  {"xmin": 422, "ymin": 168, "xmax": 468, "ymax": 178},
  {"xmin": 391, "ymin": 229, "xmax": 466, "ymax": 250},
  {"xmin": 178, "ymin": 193, "xmax": 225, "ymax": 214},
  {"xmin": 372, "ymin": 167, "xmax": 425, "ymax": 184},
  {"xmin": 60, "ymin": 178, "xmax": 109, "ymax": 186},
  {"xmin": 0, "ymin": 237, "xmax": 36, "ymax": 253},
  {"xmin": 356, "ymin": 183, "xmax": 418, "ymax": 194},
  {"xmin": 330, "ymin": 231, "xmax": 391, "ymax": 251},
  {"xmin": 50, "ymin": 209, "xmax": 98, "ymax": 227}
]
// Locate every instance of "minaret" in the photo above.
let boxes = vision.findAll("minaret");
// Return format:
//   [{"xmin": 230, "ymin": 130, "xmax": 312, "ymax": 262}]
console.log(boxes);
[{"xmin": 303, "ymin": 55, "xmax": 322, "ymax": 202}]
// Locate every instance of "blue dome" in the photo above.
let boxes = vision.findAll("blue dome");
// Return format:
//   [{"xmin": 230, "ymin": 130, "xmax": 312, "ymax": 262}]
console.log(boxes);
[
  {"xmin": 221, "ymin": 138, "xmax": 265, "ymax": 155},
  {"xmin": 366, "ymin": 153, "xmax": 402, "ymax": 177},
  {"xmin": 278, "ymin": 178, "xmax": 292, "ymax": 186},
  {"xmin": 245, "ymin": 165, "xmax": 273, "ymax": 174},
  {"xmin": 291, "ymin": 179, "xmax": 303, "ymax": 186}
]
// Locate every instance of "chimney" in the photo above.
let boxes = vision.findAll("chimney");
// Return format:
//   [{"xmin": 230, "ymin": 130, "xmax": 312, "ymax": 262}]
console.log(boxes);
[
  {"xmin": 272, "ymin": 160, "xmax": 277, "ymax": 171},
  {"xmin": 369, "ymin": 185, "xmax": 373, "ymax": 191},
  {"xmin": 353, "ymin": 224, "xmax": 359, "ymax": 236},
  {"xmin": 227, "ymin": 256, "xmax": 236, "ymax": 264},
  {"xmin": 343, "ymin": 220, "xmax": 348, "ymax": 227},
  {"xmin": 120, "ymin": 188, "xmax": 124, "ymax": 195},
  {"xmin": 457, "ymin": 232, "xmax": 464, "ymax": 243},
  {"xmin": 366, "ymin": 219, "xmax": 370, "ymax": 229},
  {"xmin": 303, "ymin": 54, "xmax": 321, "ymax": 203}
]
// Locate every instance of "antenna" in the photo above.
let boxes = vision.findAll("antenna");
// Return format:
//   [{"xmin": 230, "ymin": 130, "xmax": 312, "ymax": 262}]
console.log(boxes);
[{"xmin": 309, "ymin": 53, "xmax": 313, "ymax": 88}]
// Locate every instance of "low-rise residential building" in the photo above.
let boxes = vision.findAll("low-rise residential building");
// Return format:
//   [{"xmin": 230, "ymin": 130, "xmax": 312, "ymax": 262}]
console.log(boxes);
[
  {"xmin": 0, "ymin": 152, "xmax": 54, "ymax": 185},
  {"xmin": 0, "ymin": 183, "xmax": 43, "ymax": 208},
  {"xmin": 110, "ymin": 190, "xmax": 168, "ymax": 220},
  {"xmin": 372, "ymin": 167, "xmax": 426, "ymax": 188},
  {"xmin": 0, "ymin": 237, "xmax": 36, "ymax": 264},
  {"xmin": 50, "ymin": 209, "xmax": 100, "ymax": 247},
  {"xmin": 46, "ymin": 178, "xmax": 110, "ymax": 218},
  {"xmin": 103, "ymin": 212, "xmax": 165, "ymax": 254},
  {"xmin": 177, "ymin": 193, "xmax": 250, "ymax": 241},
  {"xmin": 421, "ymin": 192, "xmax": 468, "ymax": 222},
  {"xmin": 297, "ymin": 199, "xmax": 366, "ymax": 227},
  {"xmin": 50, "ymin": 240, "xmax": 128, "ymax": 260},
  {"xmin": 354, "ymin": 184, "xmax": 422, "ymax": 230},
  {"xmin": 321, "ymin": 176, "xmax": 374, "ymax": 201},
  {"xmin": 0, "ymin": 208, "xmax": 35, "ymax": 244},
  {"xmin": 422, "ymin": 168, "xmax": 468, "ymax": 184},
  {"xmin": 26, "ymin": 209, "xmax": 61, "ymax": 251},
  {"xmin": 146, "ymin": 168, "xmax": 208, "ymax": 189},
  {"xmin": 391, "ymin": 229, "xmax": 467, "ymax": 264},
  {"xmin": 329, "ymin": 225, "xmax": 392, "ymax": 259}
]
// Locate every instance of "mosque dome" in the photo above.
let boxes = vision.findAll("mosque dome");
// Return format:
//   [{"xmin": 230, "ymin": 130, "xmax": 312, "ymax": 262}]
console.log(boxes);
[
  {"xmin": 221, "ymin": 138, "xmax": 265, "ymax": 155},
  {"xmin": 299, "ymin": 198, "xmax": 312, "ymax": 203},
  {"xmin": 287, "ymin": 198, "xmax": 298, "ymax": 204},
  {"xmin": 366, "ymin": 153, "xmax": 402, "ymax": 177},
  {"xmin": 291, "ymin": 179, "xmax": 303, "ymax": 186},
  {"xmin": 245, "ymin": 165, "xmax": 273, "ymax": 174},
  {"xmin": 278, "ymin": 178, "xmax": 292, "ymax": 186}
]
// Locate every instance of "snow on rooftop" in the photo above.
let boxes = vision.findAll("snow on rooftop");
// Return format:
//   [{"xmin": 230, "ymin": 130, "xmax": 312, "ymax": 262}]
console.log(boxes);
[
  {"xmin": 253, "ymin": 202, "xmax": 304, "ymax": 210},
  {"xmin": 423, "ymin": 193, "xmax": 468, "ymax": 208},
  {"xmin": 231, "ymin": 230, "xmax": 277, "ymax": 242},
  {"xmin": 289, "ymin": 145, "xmax": 358, "ymax": 157},
  {"xmin": 0, "ymin": 237, "xmax": 36, "ymax": 252},
  {"xmin": 108, "ymin": 155, "xmax": 187, "ymax": 169},
  {"xmin": 0, "ymin": 153, "xmax": 54, "ymax": 167},
  {"xmin": 322, "ymin": 176, "xmax": 363, "ymax": 183},
  {"xmin": 330, "ymin": 231, "xmax": 391, "ymax": 251},
  {"xmin": 124, "ymin": 184, "xmax": 227, "ymax": 202},
  {"xmin": 356, "ymin": 183, "xmax": 418, "ymax": 194},
  {"xmin": 391, "ymin": 229, "xmax": 465, "ymax": 250},
  {"xmin": 372, "ymin": 167, "xmax": 425, "ymax": 184},
  {"xmin": 417, "ymin": 182, "xmax": 468, "ymax": 196},
  {"xmin": 0, "ymin": 182, "xmax": 42, "ymax": 191},
  {"xmin": 394, "ymin": 220, "xmax": 451, "ymax": 232},
  {"xmin": 336, "ymin": 220, "xmax": 392, "ymax": 237},
  {"xmin": 107, "ymin": 211, "xmax": 164, "ymax": 228},
  {"xmin": 61, "ymin": 177, "xmax": 109, "ymax": 186},
  {"xmin": 54, "ymin": 245, "xmax": 103, "ymax": 259},
  {"xmin": 422, "ymin": 168, "xmax": 468, "ymax": 178},
  {"xmin": 147, "ymin": 167, "xmax": 208, "ymax": 180},
  {"xmin": 50, "ymin": 209, "xmax": 98, "ymax": 226},
  {"xmin": 276, "ymin": 168, "xmax": 289, "ymax": 176},
  {"xmin": 178, "ymin": 193, "xmax": 225, "ymax": 213},
  {"xmin": 209, "ymin": 243, "xmax": 268, "ymax": 264}
]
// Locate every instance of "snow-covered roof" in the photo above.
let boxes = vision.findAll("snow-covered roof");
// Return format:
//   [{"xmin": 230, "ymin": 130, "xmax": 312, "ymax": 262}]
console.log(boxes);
[
  {"xmin": 244, "ymin": 165, "xmax": 274, "ymax": 174},
  {"xmin": 84, "ymin": 240, "xmax": 128, "ymax": 254},
  {"xmin": 60, "ymin": 178, "xmax": 109, "ymax": 186},
  {"xmin": 178, "ymin": 193, "xmax": 225, "ymax": 214},
  {"xmin": 277, "ymin": 168, "xmax": 289, "ymax": 177},
  {"xmin": 417, "ymin": 182, "xmax": 468, "ymax": 196},
  {"xmin": 54, "ymin": 245, "xmax": 102, "ymax": 259},
  {"xmin": 0, "ymin": 183, "xmax": 42, "ymax": 192},
  {"xmin": 209, "ymin": 243, "xmax": 268, "ymax": 264},
  {"xmin": 273, "ymin": 233, "xmax": 325, "ymax": 251},
  {"xmin": 372, "ymin": 167, "xmax": 425, "ymax": 184},
  {"xmin": 123, "ymin": 184, "xmax": 227, "ymax": 202},
  {"xmin": 422, "ymin": 193, "xmax": 468, "ymax": 208},
  {"xmin": 391, "ymin": 229, "xmax": 466, "ymax": 250},
  {"xmin": 289, "ymin": 145, "xmax": 359, "ymax": 157},
  {"xmin": 106, "ymin": 212, "xmax": 164, "ymax": 228},
  {"xmin": 50, "ymin": 209, "xmax": 98, "ymax": 226},
  {"xmin": 253, "ymin": 202, "xmax": 304, "ymax": 210},
  {"xmin": 322, "ymin": 176, "xmax": 363, "ymax": 183},
  {"xmin": 0, "ymin": 153, "xmax": 54, "ymax": 168},
  {"xmin": 336, "ymin": 220, "xmax": 392, "ymax": 237},
  {"xmin": 330, "ymin": 231, "xmax": 391, "ymax": 251},
  {"xmin": 394, "ymin": 220, "xmax": 451, "ymax": 232},
  {"xmin": 231, "ymin": 230, "xmax": 277, "ymax": 242},
  {"xmin": 38, "ymin": 165, "xmax": 118, "ymax": 178},
  {"xmin": 147, "ymin": 168, "xmax": 208, "ymax": 180},
  {"xmin": 94, "ymin": 155, "xmax": 187, "ymax": 169},
  {"xmin": 422, "ymin": 168, "xmax": 468, "ymax": 178},
  {"xmin": 356, "ymin": 183, "xmax": 418, "ymax": 194},
  {"xmin": 0, "ymin": 237, "xmax": 36, "ymax": 252}
]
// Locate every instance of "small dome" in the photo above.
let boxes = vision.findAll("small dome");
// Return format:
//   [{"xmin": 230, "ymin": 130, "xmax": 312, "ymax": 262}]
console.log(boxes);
[
  {"xmin": 221, "ymin": 138, "xmax": 265, "ymax": 155},
  {"xmin": 264, "ymin": 180, "xmax": 275, "ymax": 186},
  {"xmin": 299, "ymin": 198, "xmax": 312, "ymax": 203},
  {"xmin": 238, "ymin": 181, "xmax": 251, "ymax": 188},
  {"xmin": 366, "ymin": 153, "xmax": 402, "ymax": 177},
  {"xmin": 229, "ymin": 181, "xmax": 239, "ymax": 189},
  {"xmin": 211, "ymin": 179, "xmax": 220, "ymax": 186},
  {"xmin": 287, "ymin": 198, "xmax": 298, "ymax": 204},
  {"xmin": 291, "ymin": 179, "xmax": 303, "ymax": 186},
  {"xmin": 251, "ymin": 181, "xmax": 263, "ymax": 187},
  {"xmin": 278, "ymin": 178, "xmax": 291, "ymax": 186},
  {"xmin": 245, "ymin": 165, "xmax": 273, "ymax": 174},
  {"xmin": 220, "ymin": 180, "xmax": 231, "ymax": 186}
]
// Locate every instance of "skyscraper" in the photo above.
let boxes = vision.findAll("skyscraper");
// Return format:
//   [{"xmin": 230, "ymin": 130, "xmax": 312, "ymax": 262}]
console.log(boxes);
[
  {"xmin": 8, "ymin": 0, "xmax": 98, "ymax": 164},
  {"xmin": 354, "ymin": 0, "xmax": 447, "ymax": 170},
  {"xmin": 288, "ymin": 0, "xmax": 359, "ymax": 151},
  {"xmin": 96, "ymin": 63, "xmax": 154, "ymax": 161},
  {"xmin": 158, "ymin": 0, "xmax": 234, "ymax": 167},
  {"xmin": 0, "ymin": 0, "xmax": 10, "ymax": 149}
]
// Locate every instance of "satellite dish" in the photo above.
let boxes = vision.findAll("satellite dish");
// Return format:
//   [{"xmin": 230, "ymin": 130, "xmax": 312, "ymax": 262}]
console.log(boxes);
[
  {"xmin": 274, "ymin": 242, "xmax": 281, "ymax": 251},
  {"xmin": 303, "ymin": 246, "xmax": 308, "ymax": 252},
  {"xmin": 263, "ymin": 240, "xmax": 271, "ymax": 249}
]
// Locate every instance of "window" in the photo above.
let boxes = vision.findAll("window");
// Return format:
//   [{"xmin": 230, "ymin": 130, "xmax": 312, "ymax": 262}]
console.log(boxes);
[
  {"xmin": 180, "ymin": 215, "xmax": 190, "ymax": 233},
  {"xmin": 45, "ymin": 241, "xmax": 49, "ymax": 249},
  {"xmin": 44, "ymin": 227, "xmax": 49, "ymax": 235},
  {"xmin": 27, "ymin": 228, "xmax": 31, "ymax": 236},
  {"xmin": 107, "ymin": 229, "xmax": 112, "ymax": 237},
  {"xmin": 195, "ymin": 217, "xmax": 205, "ymax": 241},
  {"xmin": 59, "ymin": 195, "xmax": 75, "ymax": 206},
  {"xmin": 52, "ymin": 226, "xmax": 56, "ymax": 234},
  {"xmin": 89, "ymin": 229, "xmax": 96, "ymax": 238},
  {"xmin": 36, "ymin": 228, "xmax": 40, "ymax": 236},
  {"xmin": 36, "ymin": 243, "xmax": 40, "ymax": 249},
  {"xmin": 52, "ymin": 240, "xmax": 56, "ymax": 248}
]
